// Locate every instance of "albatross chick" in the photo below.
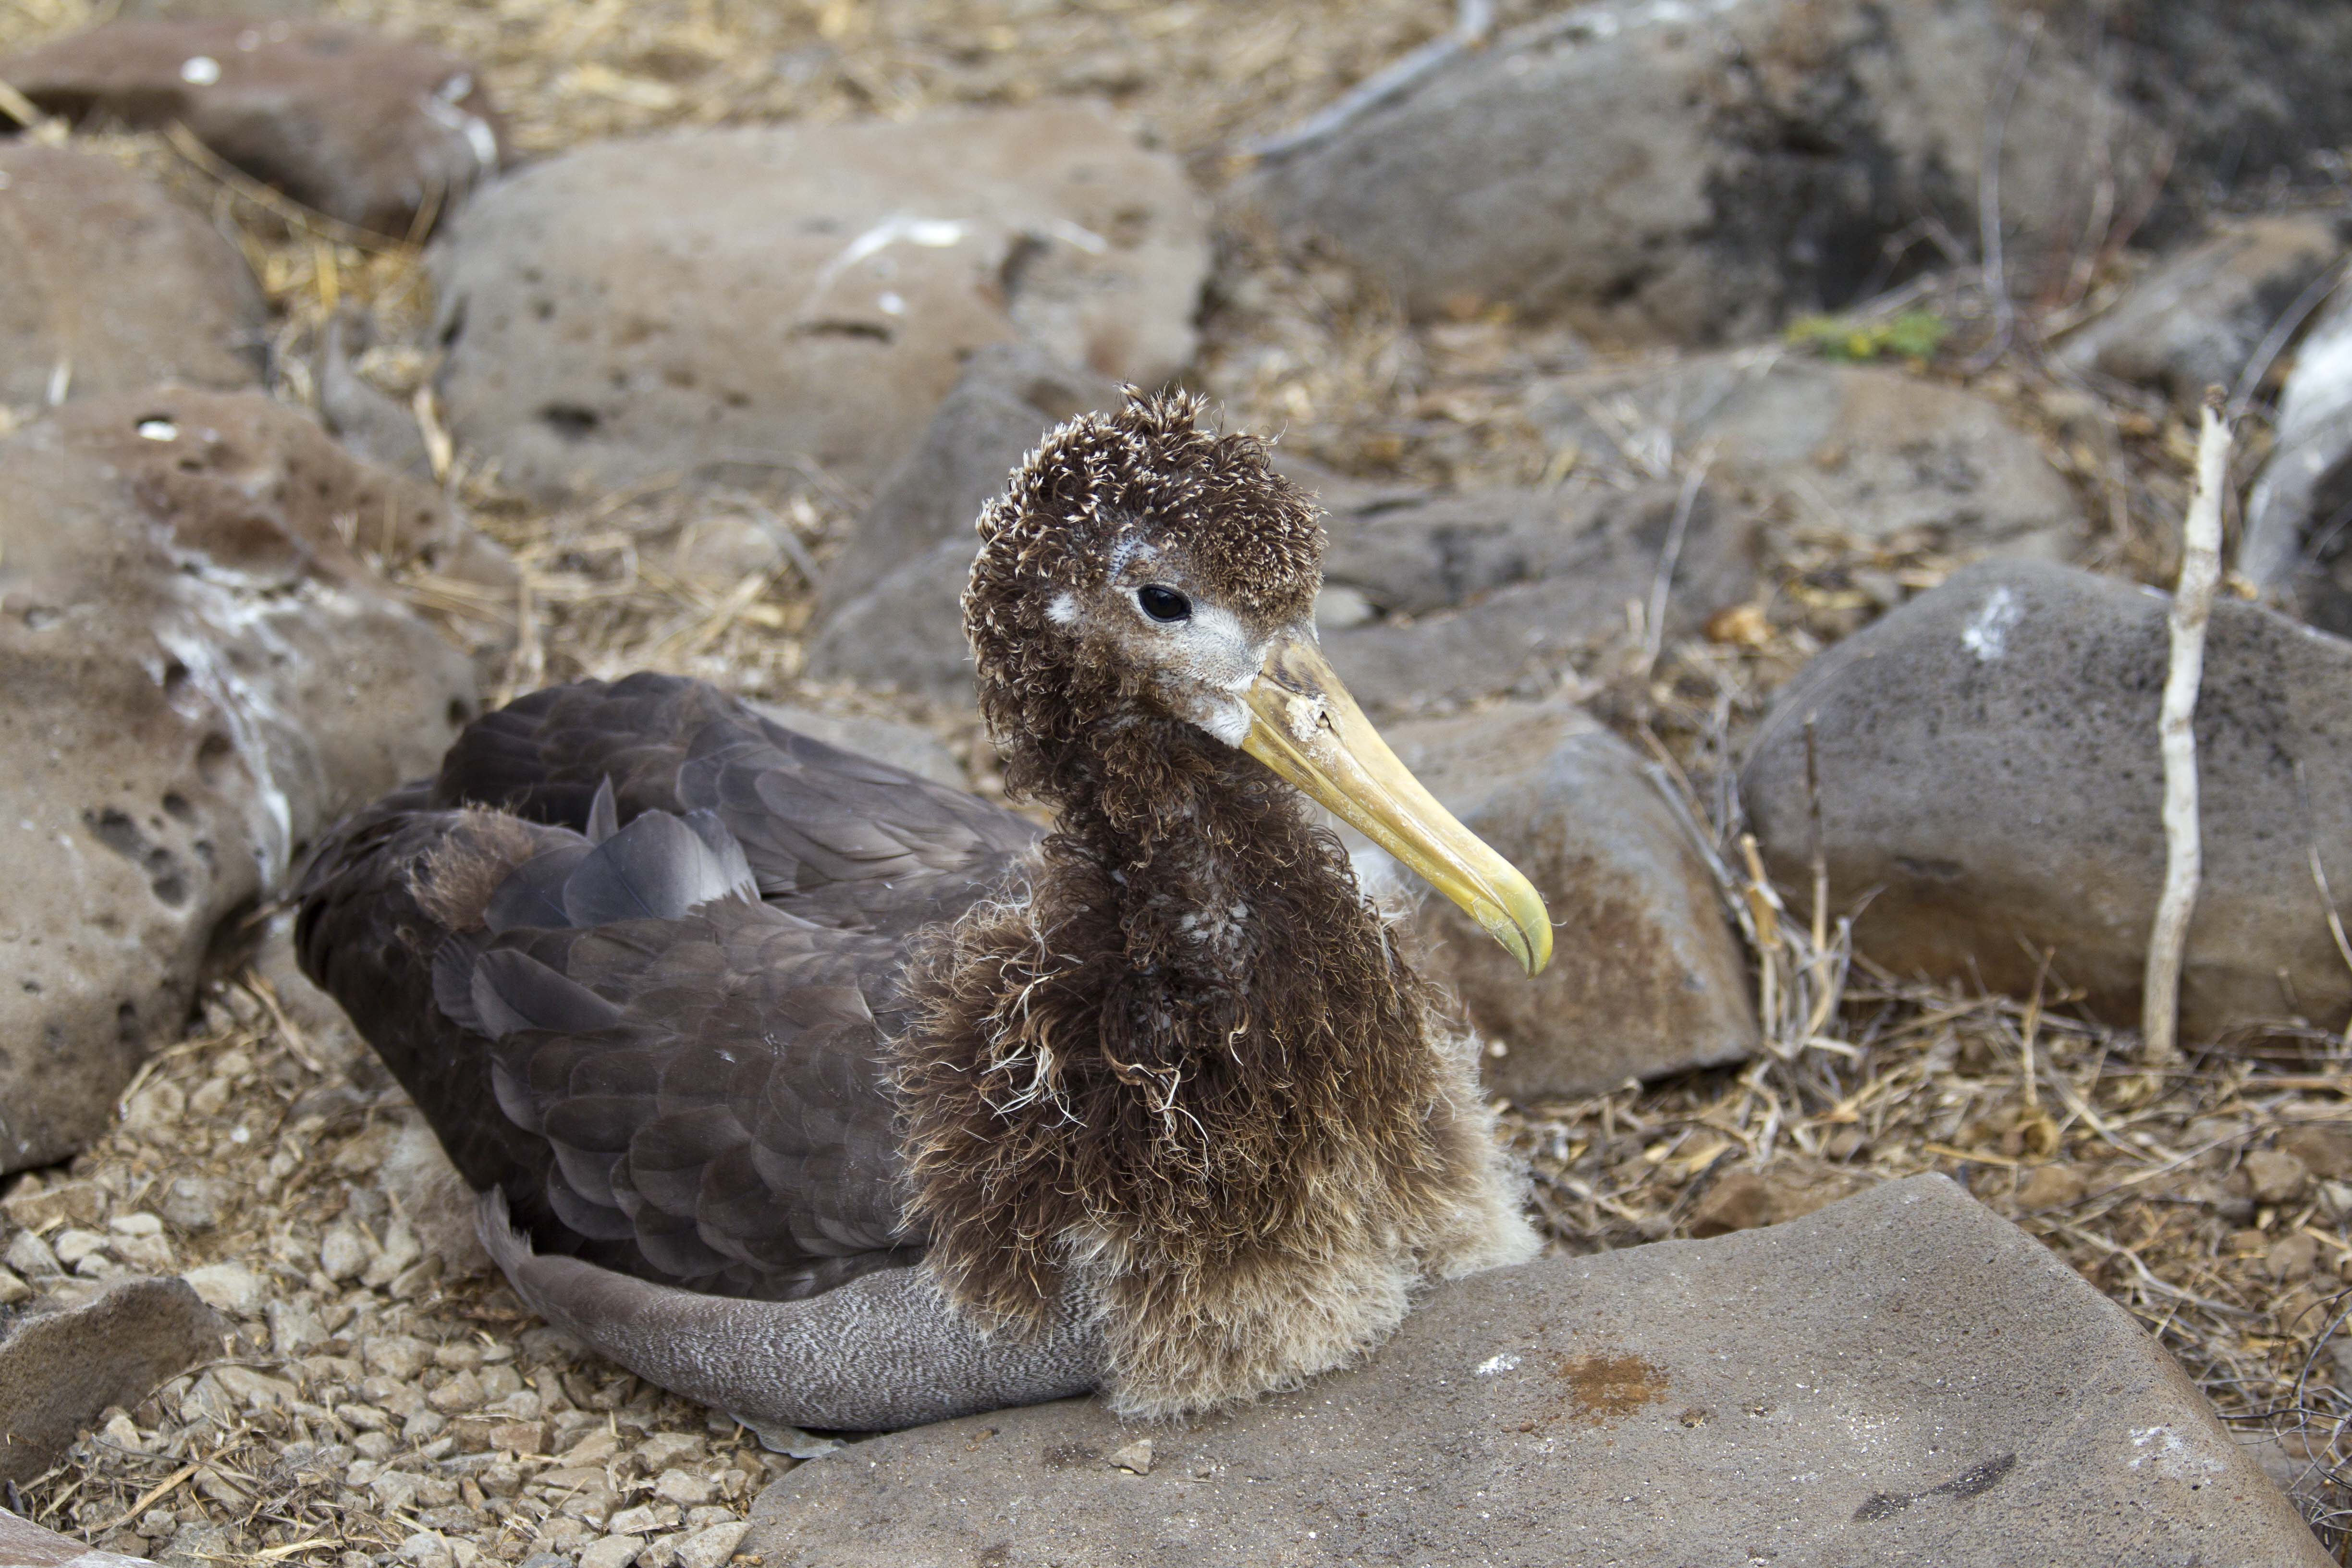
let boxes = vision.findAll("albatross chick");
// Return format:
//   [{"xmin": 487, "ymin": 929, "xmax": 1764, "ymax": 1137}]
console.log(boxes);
[{"xmin": 296, "ymin": 391, "xmax": 1550, "ymax": 1425}]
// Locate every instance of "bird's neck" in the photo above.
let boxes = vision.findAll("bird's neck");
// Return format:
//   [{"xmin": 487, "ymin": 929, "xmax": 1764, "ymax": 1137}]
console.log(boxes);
[
  {"xmin": 1045, "ymin": 721, "xmax": 1343, "ymax": 994},
  {"xmin": 895, "ymin": 711, "xmax": 1459, "ymax": 1321}
]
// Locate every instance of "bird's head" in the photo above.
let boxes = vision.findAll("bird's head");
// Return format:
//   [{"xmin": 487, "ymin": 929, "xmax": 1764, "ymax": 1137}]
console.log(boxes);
[{"xmin": 966, "ymin": 390, "xmax": 1550, "ymax": 975}]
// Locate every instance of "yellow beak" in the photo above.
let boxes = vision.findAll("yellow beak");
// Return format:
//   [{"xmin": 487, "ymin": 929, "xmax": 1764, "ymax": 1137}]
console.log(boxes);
[{"xmin": 1239, "ymin": 633, "xmax": 1553, "ymax": 976}]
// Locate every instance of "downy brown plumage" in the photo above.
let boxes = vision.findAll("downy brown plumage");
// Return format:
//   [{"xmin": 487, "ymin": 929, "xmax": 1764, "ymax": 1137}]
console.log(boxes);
[{"xmin": 296, "ymin": 391, "xmax": 1542, "ymax": 1422}]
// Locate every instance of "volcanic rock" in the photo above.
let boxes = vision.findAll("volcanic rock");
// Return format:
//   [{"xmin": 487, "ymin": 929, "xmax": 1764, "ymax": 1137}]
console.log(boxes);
[
  {"xmin": 429, "ymin": 106, "xmax": 1206, "ymax": 502},
  {"xmin": 0, "ymin": 389, "xmax": 487, "ymax": 1172},
  {"xmin": 1742, "ymin": 558, "xmax": 2352, "ymax": 1039},
  {"xmin": 747, "ymin": 1176, "xmax": 2326, "ymax": 1566},
  {"xmin": 805, "ymin": 345, "xmax": 1119, "ymax": 705},
  {"xmin": 0, "ymin": 1277, "xmax": 224, "ymax": 1485},
  {"xmin": 1238, "ymin": 0, "xmax": 2162, "ymax": 342},
  {"xmin": 1317, "ymin": 476, "xmax": 1758, "ymax": 714},
  {"xmin": 1344, "ymin": 699, "xmax": 1755, "ymax": 1100},
  {"xmin": 1533, "ymin": 352, "xmax": 2086, "ymax": 562},
  {"xmin": 0, "ymin": 20, "xmax": 504, "ymax": 237},
  {"xmin": 0, "ymin": 145, "xmax": 264, "ymax": 410},
  {"xmin": 2055, "ymin": 215, "xmax": 2342, "ymax": 408},
  {"xmin": 2244, "ymin": 284, "xmax": 2352, "ymax": 636}
]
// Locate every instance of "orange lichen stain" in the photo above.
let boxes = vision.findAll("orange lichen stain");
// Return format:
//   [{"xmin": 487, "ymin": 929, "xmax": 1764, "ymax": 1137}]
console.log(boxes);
[{"xmin": 1554, "ymin": 1352, "xmax": 1670, "ymax": 1427}]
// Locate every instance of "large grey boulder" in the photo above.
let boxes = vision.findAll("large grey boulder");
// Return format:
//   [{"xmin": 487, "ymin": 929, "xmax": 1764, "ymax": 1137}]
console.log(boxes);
[
  {"xmin": 0, "ymin": 1277, "xmax": 224, "ymax": 1485},
  {"xmin": 0, "ymin": 146, "xmax": 264, "ymax": 408},
  {"xmin": 805, "ymin": 345, "xmax": 1121, "ymax": 705},
  {"xmin": 821, "ymin": 343, "xmax": 1120, "ymax": 610},
  {"xmin": 748, "ymin": 1176, "xmax": 2326, "ymax": 1566},
  {"xmin": 1237, "ymin": 0, "xmax": 2161, "ymax": 342},
  {"xmin": 0, "ymin": 389, "xmax": 488, "ymax": 1172},
  {"xmin": 1321, "ymin": 478, "xmax": 1759, "ymax": 715},
  {"xmin": 1744, "ymin": 558, "xmax": 2352, "ymax": 1039},
  {"xmin": 1350, "ymin": 700, "xmax": 1755, "ymax": 1101},
  {"xmin": 430, "ymin": 107, "xmax": 1206, "ymax": 502},
  {"xmin": 0, "ymin": 21, "xmax": 505, "ymax": 238},
  {"xmin": 2055, "ymin": 215, "xmax": 2343, "ymax": 408},
  {"xmin": 2244, "ymin": 286, "xmax": 2352, "ymax": 636},
  {"xmin": 1534, "ymin": 352, "xmax": 2087, "ymax": 561},
  {"xmin": 2075, "ymin": 1, "xmax": 2352, "ymax": 214}
]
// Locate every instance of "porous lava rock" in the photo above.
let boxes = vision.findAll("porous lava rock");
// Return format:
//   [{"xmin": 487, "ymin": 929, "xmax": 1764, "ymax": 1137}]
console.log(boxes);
[
  {"xmin": 0, "ymin": 145, "xmax": 264, "ymax": 408},
  {"xmin": 0, "ymin": 20, "xmax": 504, "ymax": 237},
  {"xmin": 0, "ymin": 1277, "xmax": 224, "ymax": 1485},
  {"xmin": 429, "ymin": 105, "xmax": 1206, "ymax": 502},
  {"xmin": 1743, "ymin": 558, "xmax": 2352, "ymax": 1040},
  {"xmin": 748, "ymin": 1177, "xmax": 2326, "ymax": 1566},
  {"xmin": 1345, "ymin": 699, "xmax": 1756, "ymax": 1100},
  {"xmin": 1237, "ymin": 0, "xmax": 2162, "ymax": 343},
  {"xmin": 0, "ymin": 388, "xmax": 489, "ymax": 1172}
]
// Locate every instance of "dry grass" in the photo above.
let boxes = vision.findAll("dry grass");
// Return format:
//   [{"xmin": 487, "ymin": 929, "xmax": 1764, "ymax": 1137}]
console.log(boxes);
[{"xmin": 3, "ymin": 0, "xmax": 2350, "ymax": 1559}]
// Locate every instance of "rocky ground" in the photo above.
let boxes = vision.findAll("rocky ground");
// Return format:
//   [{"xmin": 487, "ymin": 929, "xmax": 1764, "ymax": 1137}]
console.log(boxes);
[{"xmin": 6, "ymin": 0, "xmax": 2352, "ymax": 1561}]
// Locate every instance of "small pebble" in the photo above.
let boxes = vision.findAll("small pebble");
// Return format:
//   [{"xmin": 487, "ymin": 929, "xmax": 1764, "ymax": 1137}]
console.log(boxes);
[
  {"xmin": 1109, "ymin": 1437, "xmax": 1153, "ymax": 1475},
  {"xmin": 674, "ymin": 1522, "xmax": 752, "ymax": 1568},
  {"xmin": 3, "ymin": 1229, "xmax": 60, "ymax": 1278},
  {"xmin": 108, "ymin": 1211, "xmax": 164, "ymax": 1237},
  {"xmin": 51, "ymin": 1227, "xmax": 109, "ymax": 1267},
  {"xmin": 653, "ymin": 1469, "xmax": 715, "ymax": 1507},
  {"xmin": 319, "ymin": 1225, "xmax": 371, "ymax": 1282},
  {"xmin": 580, "ymin": 1534, "xmax": 644, "ymax": 1568},
  {"xmin": 2245, "ymin": 1148, "xmax": 2312, "ymax": 1206},
  {"xmin": 158, "ymin": 1175, "xmax": 222, "ymax": 1231},
  {"xmin": 114, "ymin": 1232, "xmax": 178, "ymax": 1273},
  {"xmin": 181, "ymin": 1261, "xmax": 264, "ymax": 1315}
]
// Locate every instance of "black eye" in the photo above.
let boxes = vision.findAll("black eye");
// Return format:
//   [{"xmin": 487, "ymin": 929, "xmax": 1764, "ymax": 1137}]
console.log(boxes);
[{"xmin": 1137, "ymin": 585, "xmax": 1191, "ymax": 623}]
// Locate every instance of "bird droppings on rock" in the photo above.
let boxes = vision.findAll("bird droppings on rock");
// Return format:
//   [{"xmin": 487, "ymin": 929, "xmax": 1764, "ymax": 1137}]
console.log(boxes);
[{"xmin": 1743, "ymin": 558, "xmax": 2352, "ymax": 1038}]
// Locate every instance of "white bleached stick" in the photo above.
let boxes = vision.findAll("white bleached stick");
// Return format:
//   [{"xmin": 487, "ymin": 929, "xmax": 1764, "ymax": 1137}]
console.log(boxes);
[{"xmin": 2142, "ymin": 391, "xmax": 2234, "ymax": 1064}]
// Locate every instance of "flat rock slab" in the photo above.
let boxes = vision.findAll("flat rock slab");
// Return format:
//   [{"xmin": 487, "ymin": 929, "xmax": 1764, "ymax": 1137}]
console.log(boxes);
[
  {"xmin": 0, "ymin": 1278, "xmax": 223, "ymax": 1485},
  {"xmin": 0, "ymin": 1509, "xmax": 151, "ymax": 1568},
  {"xmin": 1533, "ymin": 353, "xmax": 2085, "ymax": 563},
  {"xmin": 429, "ymin": 106, "xmax": 1204, "ymax": 501},
  {"xmin": 749, "ymin": 1176, "xmax": 2321, "ymax": 1565}
]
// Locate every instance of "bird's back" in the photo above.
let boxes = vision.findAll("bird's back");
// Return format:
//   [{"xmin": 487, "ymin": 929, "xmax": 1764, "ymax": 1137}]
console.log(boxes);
[{"xmin": 295, "ymin": 673, "xmax": 1040, "ymax": 1301}]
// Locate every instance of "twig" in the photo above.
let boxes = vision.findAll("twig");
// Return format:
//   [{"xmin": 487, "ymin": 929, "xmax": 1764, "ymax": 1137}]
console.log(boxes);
[
  {"xmin": 162, "ymin": 122, "xmax": 411, "ymax": 255},
  {"xmin": 0, "ymin": 78, "xmax": 47, "ymax": 130},
  {"xmin": 1639, "ymin": 452, "xmax": 1711, "ymax": 680},
  {"xmin": 2142, "ymin": 392, "xmax": 2234, "ymax": 1063},
  {"xmin": 1966, "ymin": 15, "xmax": 2041, "ymax": 369},
  {"xmin": 2295, "ymin": 760, "xmax": 2352, "ymax": 1048},
  {"xmin": 2226, "ymin": 259, "xmax": 2346, "ymax": 426},
  {"xmin": 1241, "ymin": 0, "xmax": 1494, "ymax": 159}
]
